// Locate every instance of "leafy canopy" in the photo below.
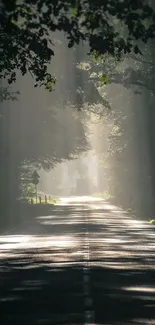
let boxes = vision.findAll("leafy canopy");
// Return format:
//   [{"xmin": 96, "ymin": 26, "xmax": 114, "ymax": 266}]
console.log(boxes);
[{"xmin": 1, "ymin": 0, "xmax": 155, "ymax": 89}]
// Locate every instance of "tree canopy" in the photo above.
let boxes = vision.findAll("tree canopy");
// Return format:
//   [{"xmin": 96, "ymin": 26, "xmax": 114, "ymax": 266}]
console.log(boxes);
[{"xmin": 1, "ymin": 0, "xmax": 155, "ymax": 90}]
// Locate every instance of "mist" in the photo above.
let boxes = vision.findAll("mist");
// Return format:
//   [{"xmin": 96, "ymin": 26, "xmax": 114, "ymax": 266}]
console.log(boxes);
[
  {"xmin": 0, "ymin": 31, "xmax": 154, "ymax": 226},
  {"xmin": 1, "ymin": 3, "xmax": 155, "ymax": 324}
]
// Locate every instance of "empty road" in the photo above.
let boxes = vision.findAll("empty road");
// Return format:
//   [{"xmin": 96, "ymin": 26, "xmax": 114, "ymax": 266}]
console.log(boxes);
[{"xmin": 0, "ymin": 196, "xmax": 155, "ymax": 324}]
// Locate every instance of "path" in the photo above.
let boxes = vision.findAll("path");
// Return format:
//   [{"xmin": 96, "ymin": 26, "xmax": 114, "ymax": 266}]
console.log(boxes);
[{"xmin": 0, "ymin": 196, "xmax": 155, "ymax": 324}]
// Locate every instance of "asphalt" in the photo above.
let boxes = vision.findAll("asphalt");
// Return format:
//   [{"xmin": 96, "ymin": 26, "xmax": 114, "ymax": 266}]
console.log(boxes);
[{"xmin": 0, "ymin": 196, "xmax": 155, "ymax": 325}]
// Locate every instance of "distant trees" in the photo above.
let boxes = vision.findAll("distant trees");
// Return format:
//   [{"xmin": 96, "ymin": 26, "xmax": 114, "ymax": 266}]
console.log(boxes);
[
  {"xmin": 0, "ymin": 72, "xmax": 89, "ymax": 230},
  {"xmin": 75, "ymin": 29, "xmax": 155, "ymax": 217},
  {"xmin": 1, "ymin": 0, "xmax": 155, "ymax": 228}
]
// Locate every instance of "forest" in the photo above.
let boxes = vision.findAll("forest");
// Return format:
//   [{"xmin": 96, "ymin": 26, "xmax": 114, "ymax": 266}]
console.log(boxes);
[{"xmin": 0, "ymin": 0, "xmax": 155, "ymax": 229}]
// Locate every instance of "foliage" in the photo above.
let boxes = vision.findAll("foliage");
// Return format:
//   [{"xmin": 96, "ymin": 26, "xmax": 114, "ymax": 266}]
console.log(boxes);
[
  {"xmin": 19, "ymin": 165, "xmax": 59, "ymax": 203},
  {"xmin": 0, "ymin": 86, "xmax": 20, "ymax": 102},
  {"xmin": 1, "ymin": 0, "xmax": 155, "ymax": 89},
  {"xmin": 19, "ymin": 165, "xmax": 36, "ymax": 199},
  {"xmin": 85, "ymin": 41, "xmax": 155, "ymax": 97},
  {"xmin": 114, "ymin": 46, "xmax": 155, "ymax": 96}
]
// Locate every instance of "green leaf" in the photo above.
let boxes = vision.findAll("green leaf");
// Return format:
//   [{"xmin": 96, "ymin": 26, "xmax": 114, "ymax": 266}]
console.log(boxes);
[
  {"xmin": 10, "ymin": 18, "xmax": 17, "ymax": 25},
  {"xmin": 46, "ymin": 82, "xmax": 54, "ymax": 91},
  {"xmin": 99, "ymin": 74, "xmax": 109, "ymax": 84},
  {"xmin": 71, "ymin": 7, "xmax": 78, "ymax": 18}
]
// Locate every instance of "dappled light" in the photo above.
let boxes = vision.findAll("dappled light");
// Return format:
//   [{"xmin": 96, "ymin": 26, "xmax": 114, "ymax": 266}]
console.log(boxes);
[
  {"xmin": 1, "ymin": 1, "xmax": 155, "ymax": 324},
  {"xmin": 1, "ymin": 198, "xmax": 155, "ymax": 324}
]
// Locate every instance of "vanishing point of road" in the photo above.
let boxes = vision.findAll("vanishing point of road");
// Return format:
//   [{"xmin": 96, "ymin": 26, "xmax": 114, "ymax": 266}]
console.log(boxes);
[{"xmin": 0, "ymin": 196, "xmax": 155, "ymax": 325}]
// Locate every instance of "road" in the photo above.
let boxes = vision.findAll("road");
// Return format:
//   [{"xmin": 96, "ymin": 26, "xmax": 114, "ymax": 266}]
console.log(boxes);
[{"xmin": 0, "ymin": 196, "xmax": 155, "ymax": 325}]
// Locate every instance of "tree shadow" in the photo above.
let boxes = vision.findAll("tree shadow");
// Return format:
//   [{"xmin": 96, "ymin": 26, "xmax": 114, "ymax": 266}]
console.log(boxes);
[
  {"xmin": 0, "ymin": 263, "xmax": 84, "ymax": 324},
  {"xmin": 0, "ymin": 201, "xmax": 155, "ymax": 324},
  {"xmin": 91, "ymin": 266, "xmax": 155, "ymax": 324}
]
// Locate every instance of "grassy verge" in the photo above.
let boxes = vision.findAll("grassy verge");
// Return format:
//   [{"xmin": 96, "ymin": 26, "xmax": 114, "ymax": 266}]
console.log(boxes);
[
  {"xmin": 20, "ymin": 194, "xmax": 60, "ymax": 205},
  {"xmin": 92, "ymin": 191, "xmax": 113, "ymax": 200}
]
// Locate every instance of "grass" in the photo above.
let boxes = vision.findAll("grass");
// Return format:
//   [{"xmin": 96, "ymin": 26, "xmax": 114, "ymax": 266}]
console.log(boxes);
[
  {"xmin": 92, "ymin": 191, "xmax": 113, "ymax": 200},
  {"xmin": 20, "ymin": 194, "xmax": 60, "ymax": 205}
]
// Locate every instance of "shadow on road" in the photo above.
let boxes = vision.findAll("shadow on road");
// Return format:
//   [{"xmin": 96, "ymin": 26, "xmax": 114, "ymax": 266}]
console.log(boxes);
[
  {"xmin": 0, "ymin": 263, "xmax": 84, "ymax": 324},
  {"xmin": 0, "ymin": 201, "xmax": 155, "ymax": 324},
  {"xmin": 91, "ymin": 266, "xmax": 155, "ymax": 325}
]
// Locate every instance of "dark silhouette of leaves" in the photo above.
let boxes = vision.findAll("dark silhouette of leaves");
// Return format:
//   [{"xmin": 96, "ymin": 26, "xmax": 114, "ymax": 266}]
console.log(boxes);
[{"xmin": 0, "ymin": 0, "xmax": 155, "ymax": 89}]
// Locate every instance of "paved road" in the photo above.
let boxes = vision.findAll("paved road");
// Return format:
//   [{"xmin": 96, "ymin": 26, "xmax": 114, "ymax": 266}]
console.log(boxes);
[{"xmin": 0, "ymin": 196, "xmax": 155, "ymax": 324}]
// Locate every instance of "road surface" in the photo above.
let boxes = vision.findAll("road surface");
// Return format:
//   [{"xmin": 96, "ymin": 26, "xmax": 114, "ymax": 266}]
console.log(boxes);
[{"xmin": 0, "ymin": 196, "xmax": 155, "ymax": 324}]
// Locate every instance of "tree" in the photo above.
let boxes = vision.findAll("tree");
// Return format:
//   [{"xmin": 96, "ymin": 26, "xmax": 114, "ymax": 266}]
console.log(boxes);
[
  {"xmin": 1, "ymin": 0, "xmax": 155, "ymax": 90},
  {"xmin": 0, "ymin": 60, "xmax": 90, "ymax": 230},
  {"xmin": 0, "ymin": 86, "xmax": 20, "ymax": 102},
  {"xmin": 74, "ymin": 39, "xmax": 155, "ymax": 217}
]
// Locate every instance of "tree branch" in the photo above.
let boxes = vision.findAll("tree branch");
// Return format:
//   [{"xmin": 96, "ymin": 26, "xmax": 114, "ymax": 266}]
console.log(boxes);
[{"xmin": 130, "ymin": 54, "xmax": 155, "ymax": 67}]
